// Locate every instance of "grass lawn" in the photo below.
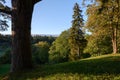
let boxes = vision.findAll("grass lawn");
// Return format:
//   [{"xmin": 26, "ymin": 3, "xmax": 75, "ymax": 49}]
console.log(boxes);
[
  {"xmin": 1, "ymin": 54, "xmax": 120, "ymax": 80},
  {"xmin": 0, "ymin": 64, "xmax": 10, "ymax": 78}
]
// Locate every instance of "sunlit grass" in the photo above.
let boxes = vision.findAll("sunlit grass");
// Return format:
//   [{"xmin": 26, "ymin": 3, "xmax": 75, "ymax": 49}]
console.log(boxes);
[
  {"xmin": 37, "ymin": 73, "xmax": 120, "ymax": 80},
  {"xmin": 82, "ymin": 53, "xmax": 120, "ymax": 60}
]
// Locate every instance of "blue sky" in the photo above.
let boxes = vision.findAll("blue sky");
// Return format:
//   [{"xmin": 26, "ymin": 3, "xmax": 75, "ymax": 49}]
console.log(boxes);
[{"xmin": 1, "ymin": 0, "xmax": 87, "ymax": 35}]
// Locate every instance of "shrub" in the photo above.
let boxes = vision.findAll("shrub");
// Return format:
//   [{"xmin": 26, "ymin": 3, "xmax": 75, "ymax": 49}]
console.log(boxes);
[
  {"xmin": 32, "ymin": 41, "xmax": 49, "ymax": 64},
  {"xmin": 49, "ymin": 52, "xmax": 68, "ymax": 64},
  {"xmin": 0, "ymin": 48, "xmax": 11, "ymax": 64},
  {"xmin": 81, "ymin": 53, "xmax": 91, "ymax": 58}
]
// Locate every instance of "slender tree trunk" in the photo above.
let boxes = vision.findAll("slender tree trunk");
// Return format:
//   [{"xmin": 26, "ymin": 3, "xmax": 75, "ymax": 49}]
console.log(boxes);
[
  {"xmin": 109, "ymin": 2, "xmax": 118, "ymax": 54},
  {"xmin": 112, "ymin": 27, "xmax": 117, "ymax": 54},
  {"xmin": 78, "ymin": 47, "xmax": 80, "ymax": 59},
  {"xmin": 11, "ymin": 0, "xmax": 34, "ymax": 72}
]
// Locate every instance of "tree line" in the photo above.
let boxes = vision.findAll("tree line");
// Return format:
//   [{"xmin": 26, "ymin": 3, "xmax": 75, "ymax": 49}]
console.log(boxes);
[{"xmin": 0, "ymin": 34, "xmax": 56, "ymax": 64}]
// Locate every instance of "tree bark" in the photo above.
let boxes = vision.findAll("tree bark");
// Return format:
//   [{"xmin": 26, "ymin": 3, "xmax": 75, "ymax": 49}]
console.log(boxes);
[
  {"xmin": 77, "ymin": 47, "xmax": 80, "ymax": 59},
  {"xmin": 112, "ymin": 26, "xmax": 117, "ymax": 54},
  {"xmin": 11, "ymin": 0, "xmax": 34, "ymax": 72},
  {"xmin": 111, "ymin": 0, "xmax": 119, "ymax": 54}
]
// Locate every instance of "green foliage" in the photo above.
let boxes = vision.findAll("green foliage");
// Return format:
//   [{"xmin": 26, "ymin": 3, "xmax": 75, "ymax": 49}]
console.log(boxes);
[
  {"xmin": 69, "ymin": 3, "xmax": 87, "ymax": 60},
  {"xmin": 32, "ymin": 41, "xmax": 50, "ymax": 64},
  {"xmin": 0, "ymin": 34, "xmax": 56, "ymax": 65},
  {"xmin": 0, "ymin": 34, "xmax": 11, "ymax": 56},
  {"xmin": 0, "ymin": 48, "xmax": 11, "ymax": 64},
  {"xmin": 86, "ymin": 0, "xmax": 120, "ymax": 54},
  {"xmin": 49, "ymin": 30, "xmax": 70, "ymax": 64},
  {"xmin": 0, "ymin": 35, "xmax": 11, "ymax": 64},
  {"xmin": 0, "ymin": 34, "xmax": 11, "ymax": 46},
  {"xmin": 84, "ymin": 34, "xmax": 112, "ymax": 56},
  {"xmin": 81, "ymin": 53, "xmax": 91, "ymax": 58}
]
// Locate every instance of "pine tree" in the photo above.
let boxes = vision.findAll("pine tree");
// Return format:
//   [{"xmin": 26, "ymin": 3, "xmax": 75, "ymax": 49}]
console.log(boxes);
[{"xmin": 69, "ymin": 3, "xmax": 87, "ymax": 60}]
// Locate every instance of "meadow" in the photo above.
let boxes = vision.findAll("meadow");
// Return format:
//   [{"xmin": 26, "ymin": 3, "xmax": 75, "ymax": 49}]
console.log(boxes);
[{"xmin": 1, "ymin": 54, "xmax": 120, "ymax": 80}]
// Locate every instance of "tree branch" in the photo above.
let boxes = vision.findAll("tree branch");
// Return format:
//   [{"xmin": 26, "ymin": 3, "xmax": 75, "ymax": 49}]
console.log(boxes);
[
  {"xmin": 33, "ymin": 0, "xmax": 42, "ymax": 5},
  {"xmin": 0, "ymin": 6, "xmax": 12, "ymax": 15}
]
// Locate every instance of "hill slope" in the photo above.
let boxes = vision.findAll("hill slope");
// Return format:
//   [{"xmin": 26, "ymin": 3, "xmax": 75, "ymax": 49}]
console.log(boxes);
[{"xmin": 1, "ymin": 54, "xmax": 120, "ymax": 80}]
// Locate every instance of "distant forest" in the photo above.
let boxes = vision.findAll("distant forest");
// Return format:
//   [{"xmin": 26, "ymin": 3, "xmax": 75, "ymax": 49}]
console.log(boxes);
[{"xmin": 0, "ymin": 34, "xmax": 56, "ymax": 55}]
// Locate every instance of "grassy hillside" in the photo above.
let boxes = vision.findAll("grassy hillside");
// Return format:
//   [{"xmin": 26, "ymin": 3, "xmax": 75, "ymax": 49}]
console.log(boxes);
[{"xmin": 1, "ymin": 54, "xmax": 120, "ymax": 80}]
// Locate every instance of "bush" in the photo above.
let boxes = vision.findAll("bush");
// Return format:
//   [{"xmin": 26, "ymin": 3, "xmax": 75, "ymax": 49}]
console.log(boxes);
[
  {"xmin": 32, "ymin": 41, "xmax": 49, "ymax": 64},
  {"xmin": 49, "ymin": 52, "xmax": 68, "ymax": 64},
  {"xmin": 0, "ymin": 48, "xmax": 11, "ymax": 64},
  {"xmin": 81, "ymin": 53, "xmax": 91, "ymax": 58}
]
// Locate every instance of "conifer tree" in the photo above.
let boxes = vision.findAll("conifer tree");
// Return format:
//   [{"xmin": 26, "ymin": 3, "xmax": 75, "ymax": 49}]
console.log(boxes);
[{"xmin": 69, "ymin": 3, "xmax": 87, "ymax": 60}]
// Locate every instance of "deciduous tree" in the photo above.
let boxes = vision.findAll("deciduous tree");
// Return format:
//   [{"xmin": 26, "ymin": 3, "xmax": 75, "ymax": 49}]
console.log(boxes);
[
  {"xmin": 0, "ymin": 0, "xmax": 42, "ymax": 72},
  {"xmin": 49, "ymin": 30, "xmax": 70, "ymax": 63},
  {"xmin": 86, "ymin": 0, "xmax": 120, "ymax": 54}
]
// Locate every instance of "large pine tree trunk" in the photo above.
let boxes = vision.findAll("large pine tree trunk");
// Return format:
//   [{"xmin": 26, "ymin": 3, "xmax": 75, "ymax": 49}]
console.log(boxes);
[{"xmin": 11, "ymin": 0, "xmax": 34, "ymax": 72}]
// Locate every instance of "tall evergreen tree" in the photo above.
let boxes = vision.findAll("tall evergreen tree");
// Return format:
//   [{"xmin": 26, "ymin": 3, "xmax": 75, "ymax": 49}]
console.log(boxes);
[{"xmin": 69, "ymin": 3, "xmax": 87, "ymax": 60}]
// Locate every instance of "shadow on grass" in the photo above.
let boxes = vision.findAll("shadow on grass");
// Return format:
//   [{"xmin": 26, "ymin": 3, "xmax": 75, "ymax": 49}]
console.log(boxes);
[{"xmin": 2, "ymin": 55, "xmax": 120, "ymax": 80}]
